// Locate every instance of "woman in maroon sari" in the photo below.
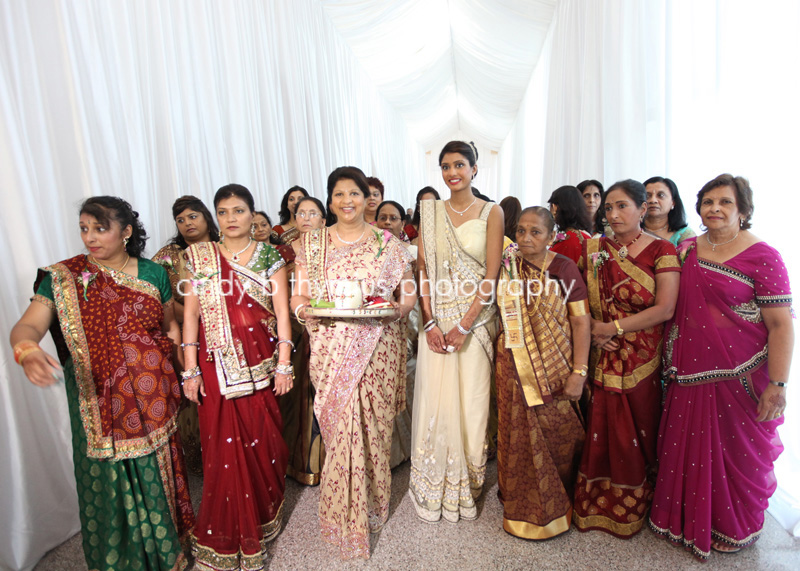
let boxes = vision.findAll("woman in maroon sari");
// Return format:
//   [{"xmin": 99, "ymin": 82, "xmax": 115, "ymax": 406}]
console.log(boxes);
[
  {"xmin": 573, "ymin": 179, "xmax": 681, "ymax": 538},
  {"xmin": 182, "ymin": 184, "xmax": 293, "ymax": 570},
  {"xmin": 649, "ymin": 175, "xmax": 792, "ymax": 559}
]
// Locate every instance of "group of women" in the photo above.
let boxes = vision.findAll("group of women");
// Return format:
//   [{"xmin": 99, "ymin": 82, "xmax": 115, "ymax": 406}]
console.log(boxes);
[{"xmin": 10, "ymin": 139, "xmax": 792, "ymax": 569}]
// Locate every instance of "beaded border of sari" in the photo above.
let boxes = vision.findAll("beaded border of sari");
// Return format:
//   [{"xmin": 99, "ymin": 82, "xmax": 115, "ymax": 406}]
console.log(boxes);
[
  {"xmin": 193, "ymin": 501, "xmax": 284, "ymax": 571},
  {"xmin": 186, "ymin": 242, "xmax": 229, "ymax": 351},
  {"xmin": 319, "ymin": 519, "xmax": 370, "ymax": 560},
  {"xmin": 303, "ymin": 227, "xmax": 330, "ymax": 301},
  {"xmin": 698, "ymin": 258, "xmax": 754, "ymax": 287},
  {"xmin": 648, "ymin": 518, "xmax": 711, "ymax": 560},
  {"xmin": 47, "ymin": 261, "xmax": 177, "ymax": 460},
  {"xmin": 672, "ymin": 345, "xmax": 768, "ymax": 385},
  {"xmin": 155, "ymin": 441, "xmax": 180, "ymax": 545}
]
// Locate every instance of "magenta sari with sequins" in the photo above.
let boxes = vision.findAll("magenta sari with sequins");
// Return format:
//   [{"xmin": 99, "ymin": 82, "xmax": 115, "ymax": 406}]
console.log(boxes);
[
  {"xmin": 297, "ymin": 228, "xmax": 413, "ymax": 559},
  {"xmin": 649, "ymin": 239, "xmax": 792, "ymax": 559}
]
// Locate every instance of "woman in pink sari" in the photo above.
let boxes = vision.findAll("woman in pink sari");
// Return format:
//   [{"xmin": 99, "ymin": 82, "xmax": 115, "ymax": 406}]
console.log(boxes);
[
  {"xmin": 291, "ymin": 166, "xmax": 416, "ymax": 559},
  {"xmin": 649, "ymin": 174, "xmax": 793, "ymax": 560}
]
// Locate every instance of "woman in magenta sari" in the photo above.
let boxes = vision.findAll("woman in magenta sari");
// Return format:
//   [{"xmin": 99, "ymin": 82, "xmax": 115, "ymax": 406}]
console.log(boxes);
[
  {"xmin": 291, "ymin": 166, "xmax": 416, "ymax": 559},
  {"xmin": 182, "ymin": 184, "xmax": 293, "ymax": 571},
  {"xmin": 572, "ymin": 179, "xmax": 681, "ymax": 538},
  {"xmin": 649, "ymin": 174, "xmax": 793, "ymax": 560}
]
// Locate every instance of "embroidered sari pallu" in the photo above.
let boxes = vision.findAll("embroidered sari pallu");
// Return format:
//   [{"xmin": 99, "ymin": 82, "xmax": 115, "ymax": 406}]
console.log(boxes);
[
  {"xmin": 299, "ymin": 227, "xmax": 412, "ymax": 559},
  {"xmin": 649, "ymin": 240, "xmax": 791, "ymax": 559},
  {"xmin": 34, "ymin": 255, "xmax": 194, "ymax": 571},
  {"xmin": 573, "ymin": 238, "xmax": 680, "ymax": 538},
  {"xmin": 496, "ymin": 252, "xmax": 588, "ymax": 539},
  {"xmin": 186, "ymin": 242, "xmax": 288, "ymax": 571}
]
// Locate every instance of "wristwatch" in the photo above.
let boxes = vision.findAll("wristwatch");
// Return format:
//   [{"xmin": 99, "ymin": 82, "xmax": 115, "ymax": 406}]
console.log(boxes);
[
  {"xmin": 572, "ymin": 367, "xmax": 588, "ymax": 377},
  {"xmin": 613, "ymin": 319, "xmax": 624, "ymax": 336}
]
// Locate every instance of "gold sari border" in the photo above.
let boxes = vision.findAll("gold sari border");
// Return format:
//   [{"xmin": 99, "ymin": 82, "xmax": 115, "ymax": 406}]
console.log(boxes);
[
  {"xmin": 503, "ymin": 509, "xmax": 572, "ymax": 540},
  {"xmin": 32, "ymin": 293, "xmax": 55, "ymax": 311},
  {"xmin": 573, "ymin": 512, "xmax": 645, "ymax": 538},
  {"xmin": 90, "ymin": 259, "xmax": 163, "ymax": 302},
  {"xmin": 594, "ymin": 351, "xmax": 662, "ymax": 392},
  {"xmin": 286, "ymin": 465, "xmax": 320, "ymax": 486}
]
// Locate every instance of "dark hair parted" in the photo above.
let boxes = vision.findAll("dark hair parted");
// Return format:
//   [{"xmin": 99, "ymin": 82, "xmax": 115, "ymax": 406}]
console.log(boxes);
[
  {"xmin": 294, "ymin": 196, "xmax": 327, "ymax": 221},
  {"xmin": 643, "ymin": 176, "xmax": 689, "ymax": 232},
  {"xmin": 325, "ymin": 166, "xmax": 371, "ymax": 226},
  {"xmin": 606, "ymin": 179, "xmax": 647, "ymax": 207},
  {"xmin": 365, "ymin": 177, "xmax": 385, "ymax": 198},
  {"xmin": 500, "ymin": 196, "xmax": 522, "ymax": 241},
  {"xmin": 547, "ymin": 185, "xmax": 592, "ymax": 233},
  {"xmin": 411, "ymin": 186, "xmax": 440, "ymax": 227},
  {"xmin": 214, "ymin": 184, "xmax": 255, "ymax": 213},
  {"xmin": 577, "ymin": 179, "xmax": 606, "ymax": 234},
  {"xmin": 80, "ymin": 196, "xmax": 148, "ymax": 257},
  {"xmin": 520, "ymin": 206, "xmax": 556, "ymax": 234},
  {"xmin": 254, "ymin": 211, "xmax": 272, "ymax": 225},
  {"xmin": 169, "ymin": 195, "xmax": 219, "ymax": 248},
  {"xmin": 278, "ymin": 185, "xmax": 309, "ymax": 225},
  {"xmin": 696, "ymin": 174, "xmax": 754, "ymax": 230},
  {"xmin": 376, "ymin": 200, "xmax": 405, "ymax": 221},
  {"xmin": 438, "ymin": 140, "xmax": 479, "ymax": 167}
]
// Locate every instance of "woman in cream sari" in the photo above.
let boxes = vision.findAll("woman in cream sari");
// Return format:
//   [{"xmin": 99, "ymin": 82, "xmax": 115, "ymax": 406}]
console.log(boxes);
[
  {"xmin": 409, "ymin": 141, "xmax": 504, "ymax": 522},
  {"xmin": 291, "ymin": 166, "xmax": 416, "ymax": 559}
]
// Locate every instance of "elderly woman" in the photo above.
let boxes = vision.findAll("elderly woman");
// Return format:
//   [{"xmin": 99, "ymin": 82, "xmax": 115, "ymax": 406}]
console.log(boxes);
[
  {"xmin": 572, "ymin": 179, "xmax": 681, "ymax": 538},
  {"xmin": 548, "ymin": 185, "xmax": 593, "ymax": 264},
  {"xmin": 182, "ymin": 184, "xmax": 293, "ymax": 570},
  {"xmin": 643, "ymin": 176, "xmax": 696, "ymax": 246},
  {"xmin": 291, "ymin": 166, "xmax": 416, "ymax": 559},
  {"xmin": 10, "ymin": 196, "xmax": 195, "ymax": 570},
  {"xmin": 496, "ymin": 207, "xmax": 590, "ymax": 539},
  {"xmin": 649, "ymin": 174, "xmax": 792, "ymax": 559}
]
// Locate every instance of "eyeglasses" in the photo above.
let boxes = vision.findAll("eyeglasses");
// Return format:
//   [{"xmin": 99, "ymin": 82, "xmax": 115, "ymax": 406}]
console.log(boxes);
[
  {"xmin": 297, "ymin": 211, "xmax": 321, "ymax": 219},
  {"xmin": 378, "ymin": 215, "xmax": 402, "ymax": 223}
]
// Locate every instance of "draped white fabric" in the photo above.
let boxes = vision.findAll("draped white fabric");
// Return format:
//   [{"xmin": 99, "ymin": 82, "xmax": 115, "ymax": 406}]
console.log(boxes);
[
  {"xmin": 321, "ymin": 0, "xmax": 556, "ymax": 151},
  {"xmin": 500, "ymin": 0, "xmax": 800, "ymax": 534},
  {"xmin": 0, "ymin": 1, "xmax": 425, "ymax": 568}
]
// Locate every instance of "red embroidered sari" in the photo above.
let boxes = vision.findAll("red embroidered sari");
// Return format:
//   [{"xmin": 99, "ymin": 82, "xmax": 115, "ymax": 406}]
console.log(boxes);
[
  {"xmin": 573, "ymin": 238, "xmax": 680, "ymax": 538},
  {"xmin": 185, "ymin": 242, "xmax": 288, "ymax": 571}
]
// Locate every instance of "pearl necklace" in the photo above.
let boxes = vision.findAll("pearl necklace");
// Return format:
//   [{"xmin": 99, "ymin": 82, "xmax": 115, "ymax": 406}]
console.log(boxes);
[
  {"xmin": 222, "ymin": 238, "xmax": 253, "ymax": 262},
  {"xmin": 335, "ymin": 226, "xmax": 367, "ymax": 245},
  {"xmin": 447, "ymin": 197, "xmax": 477, "ymax": 216},
  {"xmin": 706, "ymin": 229, "xmax": 739, "ymax": 251}
]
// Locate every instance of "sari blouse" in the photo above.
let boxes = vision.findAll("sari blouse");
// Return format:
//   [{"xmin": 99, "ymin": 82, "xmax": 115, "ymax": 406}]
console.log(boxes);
[
  {"xmin": 579, "ymin": 237, "xmax": 681, "ymax": 392},
  {"xmin": 34, "ymin": 255, "xmax": 180, "ymax": 460},
  {"xmin": 664, "ymin": 238, "xmax": 792, "ymax": 385},
  {"xmin": 550, "ymin": 229, "xmax": 591, "ymax": 265}
]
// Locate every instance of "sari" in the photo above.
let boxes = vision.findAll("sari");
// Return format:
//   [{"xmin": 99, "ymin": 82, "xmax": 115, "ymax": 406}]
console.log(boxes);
[
  {"xmin": 34, "ymin": 255, "xmax": 194, "ymax": 571},
  {"xmin": 572, "ymin": 237, "xmax": 680, "ymax": 537},
  {"xmin": 297, "ymin": 227, "xmax": 413, "ymax": 559},
  {"xmin": 550, "ymin": 229, "xmax": 591, "ymax": 265},
  {"xmin": 495, "ymin": 251, "xmax": 588, "ymax": 539},
  {"xmin": 409, "ymin": 200, "xmax": 498, "ymax": 523},
  {"xmin": 274, "ymin": 225, "xmax": 300, "ymax": 265},
  {"xmin": 153, "ymin": 243, "xmax": 203, "ymax": 474},
  {"xmin": 184, "ymin": 242, "xmax": 289, "ymax": 571},
  {"xmin": 649, "ymin": 239, "xmax": 791, "ymax": 559}
]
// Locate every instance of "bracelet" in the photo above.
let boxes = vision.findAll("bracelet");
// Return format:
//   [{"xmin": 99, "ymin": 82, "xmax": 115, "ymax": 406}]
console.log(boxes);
[
  {"xmin": 181, "ymin": 366, "xmax": 201, "ymax": 381},
  {"xmin": 769, "ymin": 381, "xmax": 788, "ymax": 387},
  {"xmin": 275, "ymin": 363, "xmax": 294, "ymax": 376},
  {"xmin": 13, "ymin": 341, "xmax": 42, "ymax": 365},
  {"xmin": 424, "ymin": 321, "xmax": 437, "ymax": 333},
  {"xmin": 294, "ymin": 304, "xmax": 306, "ymax": 324},
  {"xmin": 180, "ymin": 342, "xmax": 200, "ymax": 348},
  {"xmin": 456, "ymin": 322, "xmax": 471, "ymax": 335},
  {"xmin": 423, "ymin": 319, "xmax": 435, "ymax": 330},
  {"xmin": 277, "ymin": 339, "xmax": 295, "ymax": 350},
  {"xmin": 613, "ymin": 319, "xmax": 624, "ymax": 336}
]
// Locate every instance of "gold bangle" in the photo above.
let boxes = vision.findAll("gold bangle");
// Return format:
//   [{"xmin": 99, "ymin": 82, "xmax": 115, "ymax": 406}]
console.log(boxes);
[{"xmin": 14, "ymin": 341, "xmax": 41, "ymax": 365}]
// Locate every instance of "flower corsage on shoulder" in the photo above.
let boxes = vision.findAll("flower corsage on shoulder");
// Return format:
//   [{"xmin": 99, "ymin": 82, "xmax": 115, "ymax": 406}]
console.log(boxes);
[
  {"xmin": 374, "ymin": 228, "xmax": 393, "ymax": 259},
  {"xmin": 676, "ymin": 239, "xmax": 696, "ymax": 266}
]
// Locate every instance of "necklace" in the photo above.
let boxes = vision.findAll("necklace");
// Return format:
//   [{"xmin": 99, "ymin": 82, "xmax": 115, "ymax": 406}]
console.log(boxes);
[
  {"xmin": 91, "ymin": 254, "xmax": 130, "ymax": 275},
  {"xmin": 447, "ymin": 196, "xmax": 477, "ymax": 216},
  {"xmin": 335, "ymin": 225, "xmax": 367, "ymax": 245},
  {"xmin": 616, "ymin": 229, "xmax": 643, "ymax": 259},
  {"xmin": 646, "ymin": 220, "xmax": 669, "ymax": 232},
  {"xmin": 222, "ymin": 238, "xmax": 253, "ymax": 262},
  {"xmin": 706, "ymin": 229, "xmax": 739, "ymax": 251}
]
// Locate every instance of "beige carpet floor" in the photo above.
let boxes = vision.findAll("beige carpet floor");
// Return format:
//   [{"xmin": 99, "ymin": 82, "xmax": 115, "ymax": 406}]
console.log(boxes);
[{"xmin": 34, "ymin": 460, "xmax": 800, "ymax": 570}]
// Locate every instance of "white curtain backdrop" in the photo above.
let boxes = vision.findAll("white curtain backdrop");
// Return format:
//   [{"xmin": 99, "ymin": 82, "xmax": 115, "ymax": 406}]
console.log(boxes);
[
  {"xmin": 0, "ymin": 1, "xmax": 425, "ymax": 569},
  {"xmin": 499, "ymin": 0, "xmax": 800, "ymax": 534}
]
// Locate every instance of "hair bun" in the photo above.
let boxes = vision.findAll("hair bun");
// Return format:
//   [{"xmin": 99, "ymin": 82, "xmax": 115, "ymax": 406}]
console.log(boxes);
[{"xmin": 132, "ymin": 210, "xmax": 140, "ymax": 218}]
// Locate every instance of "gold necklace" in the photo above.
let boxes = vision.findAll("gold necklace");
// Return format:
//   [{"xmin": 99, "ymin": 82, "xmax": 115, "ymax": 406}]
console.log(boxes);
[
  {"xmin": 615, "ymin": 230, "xmax": 643, "ymax": 259},
  {"xmin": 90, "ymin": 254, "xmax": 130, "ymax": 275},
  {"xmin": 222, "ymin": 238, "xmax": 253, "ymax": 262}
]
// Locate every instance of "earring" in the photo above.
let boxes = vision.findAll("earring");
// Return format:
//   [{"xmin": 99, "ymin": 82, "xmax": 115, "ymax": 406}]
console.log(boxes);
[
  {"xmin": 219, "ymin": 233, "xmax": 225, "ymax": 243},
  {"xmin": 123, "ymin": 237, "xmax": 129, "ymax": 249},
  {"xmin": 740, "ymin": 218, "xmax": 744, "ymax": 228}
]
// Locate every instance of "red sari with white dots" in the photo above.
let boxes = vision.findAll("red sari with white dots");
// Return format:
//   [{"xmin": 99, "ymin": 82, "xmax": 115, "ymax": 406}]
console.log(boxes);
[{"xmin": 649, "ymin": 238, "xmax": 792, "ymax": 559}]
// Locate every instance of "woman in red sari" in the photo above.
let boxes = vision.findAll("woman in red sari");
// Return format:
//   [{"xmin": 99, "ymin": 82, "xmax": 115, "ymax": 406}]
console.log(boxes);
[
  {"xmin": 10, "ymin": 196, "xmax": 194, "ymax": 570},
  {"xmin": 548, "ymin": 185, "xmax": 593, "ymax": 264},
  {"xmin": 182, "ymin": 184, "xmax": 293, "ymax": 571},
  {"xmin": 573, "ymin": 179, "xmax": 681, "ymax": 538},
  {"xmin": 649, "ymin": 175, "xmax": 792, "ymax": 559}
]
